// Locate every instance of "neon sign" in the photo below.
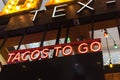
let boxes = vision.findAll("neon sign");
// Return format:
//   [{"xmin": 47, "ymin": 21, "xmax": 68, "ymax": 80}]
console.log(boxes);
[{"xmin": 7, "ymin": 39, "xmax": 102, "ymax": 64}]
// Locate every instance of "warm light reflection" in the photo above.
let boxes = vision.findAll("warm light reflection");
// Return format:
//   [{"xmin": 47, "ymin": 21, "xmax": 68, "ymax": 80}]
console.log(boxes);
[
  {"xmin": 7, "ymin": 5, "xmax": 12, "ymax": 10},
  {"xmin": 0, "ymin": 0, "xmax": 73, "ymax": 16},
  {"xmin": 16, "ymin": 6, "xmax": 20, "ymax": 11},
  {"xmin": 46, "ymin": 0, "xmax": 73, "ymax": 6},
  {"xmin": 26, "ymin": 3, "xmax": 31, "ymax": 8},
  {"xmin": 0, "ymin": 0, "xmax": 40, "ymax": 16},
  {"xmin": 5, "ymin": 9, "xmax": 9, "ymax": 14},
  {"xmin": 109, "ymin": 63, "xmax": 113, "ymax": 68},
  {"xmin": 11, "ymin": 1, "xmax": 15, "ymax": 5}
]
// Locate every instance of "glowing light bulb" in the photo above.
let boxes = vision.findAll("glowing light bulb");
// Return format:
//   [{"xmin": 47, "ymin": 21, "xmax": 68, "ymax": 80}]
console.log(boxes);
[
  {"xmin": 11, "ymin": 1, "xmax": 15, "ymax": 5},
  {"xmin": 7, "ymin": 4, "xmax": 12, "ymax": 10},
  {"xmin": 26, "ymin": 3, "xmax": 31, "ymax": 8},
  {"xmin": 104, "ymin": 32, "xmax": 108, "ymax": 38},
  {"xmin": 114, "ymin": 43, "xmax": 118, "ymax": 49},
  {"xmin": 16, "ymin": 6, "xmax": 20, "ymax": 11},
  {"xmin": 109, "ymin": 63, "xmax": 113, "ymax": 68},
  {"xmin": 67, "ymin": 37, "xmax": 71, "ymax": 43},
  {"xmin": 5, "ymin": 9, "xmax": 9, "ymax": 14}
]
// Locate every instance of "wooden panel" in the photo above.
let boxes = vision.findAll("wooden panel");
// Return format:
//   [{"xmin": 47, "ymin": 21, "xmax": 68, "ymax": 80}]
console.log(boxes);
[{"xmin": 105, "ymin": 73, "xmax": 120, "ymax": 80}]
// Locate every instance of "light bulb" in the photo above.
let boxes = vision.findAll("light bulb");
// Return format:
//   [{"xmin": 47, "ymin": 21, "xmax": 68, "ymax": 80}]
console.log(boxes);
[
  {"xmin": 11, "ymin": 1, "xmax": 15, "ymax": 5},
  {"xmin": 7, "ymin": 4, "xmax": 12, "ymax": 10},
  {"xmin": 5, "ymin": 9, "xmax": 9, "ymax": 14},
  {"xmin": 109, "ymin": 63, "xmax": 113, "ymax": 68},
  {"xmin": 114, "ymin": 43, "xmax": 118, "ymax": 49},
  {"xmin": 67, "ymin": 37, "xmax": 71, "ymax": 42},
  {"xmin": 26, "ymin": 3, "xmax": 31, "ymax": 8},
  {"xmin": 16, "ymin": 6, "xmax": 20, "ymax": 11},
  {"xmin": 104, "ymin": 32, "xmax": 108, "ymax": 38}
]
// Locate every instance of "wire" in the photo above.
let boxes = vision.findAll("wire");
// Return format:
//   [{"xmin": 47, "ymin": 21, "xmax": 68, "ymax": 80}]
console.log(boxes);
[{"xmin": 104, "ymin": 28, "xmax": 118, "ymax": 49}]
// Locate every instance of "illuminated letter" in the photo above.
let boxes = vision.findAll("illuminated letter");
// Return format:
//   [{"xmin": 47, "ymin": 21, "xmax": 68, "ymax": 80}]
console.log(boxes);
[
  {"xmin": 90, "ymin": 42, "xmax": 101, "ymax": 52},
  {"xmin": 31, "ymin": 0, "xmax": 49, "ymax": 21},
  {"xmin": 77, "ymin": 0, "xmax": 94, "ymax": 13},
  {"xmin": 54, "ymin": 46, "xmax": 62, "ymax": 57},
  {"xmin": 40, "ymin": 0, "xmax": 49, "ymax": 11},
  {"xmin": 12, "ymin": 52, "xmax": 21, "ymax": 62},
  {"xmin": 62, "ymin": 45, "xmax": 73, "ymax": 56},
  {"xmin": 7, "ymin": 53, "xmax": 15, "ymax": 63},
  {"xmin": 106, "ymin": 0, "xmax": 116, "ymax": 4},
  {"xmin": 30, "ymin": 50, "xmax": 41, "ymax": 61},
  {"xmin": 21, "ymin": 51, "xmax": 31, "ymax": 62},
  {"xmin": 41, "ymin": 48, "xmax": 49, "ymax": 59},
  {"xmin": 52, "ymin": 4, "xmax": 67, "ymax": 18},
  {"xmin": 78, "ymin": 43, "xmax": 88, "ymax": 54}
]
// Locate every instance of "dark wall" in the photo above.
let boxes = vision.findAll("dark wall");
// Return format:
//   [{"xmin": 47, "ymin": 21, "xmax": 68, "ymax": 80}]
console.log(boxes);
[{"xmin": 0, "ymin": 52, "xmax": 104, "ymax": 80}]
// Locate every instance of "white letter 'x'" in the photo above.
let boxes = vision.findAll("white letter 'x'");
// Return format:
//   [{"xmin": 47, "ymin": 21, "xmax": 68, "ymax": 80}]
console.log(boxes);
[{"xmin": 77, "ymin": 0, "xmax": 94, "ymax": 13}]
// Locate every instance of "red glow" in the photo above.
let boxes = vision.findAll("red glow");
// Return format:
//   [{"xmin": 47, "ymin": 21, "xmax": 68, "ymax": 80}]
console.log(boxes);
[
  {"xmin": 21, "ymin": 51, "xmax": 30, "ymax": 61},
  {"xmin": 104, "ymin": 32, "xmax": 108, "ymax": 37},
  {"xmin": 7, "ymin": 39, "xmax": 102, "ymax": 64},
  {"xmin": 62, "ymin": 45, "xmax": 73, "ymax": 56},
  {"xmin": 78, "ymin": 43, "xmax": 88, "ymax": 54},
  {"xmin": 30, "ymin": 50, "xmax": 41, "ymax": 61},
  {"xmin": 7, "ymin": 53, "xmax": 15, "ymax": 63},
  {"xmin": 12, "ymin": 52, "xmax": 21, "ymax": 62},
  {"xmin": 41, "ymin": 49, "xmax": 49, "ymax": 59},
  {"xmin": 90, "ymin": 42, "xmax": 101, "ymax": 52},
  {"xmin": 54, "ymin": 47, "xmax": 62, "ymax": 57}
]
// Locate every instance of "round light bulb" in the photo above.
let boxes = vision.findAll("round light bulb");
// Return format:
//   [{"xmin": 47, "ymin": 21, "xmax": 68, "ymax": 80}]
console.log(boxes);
[
  {"xmin": 109, "ymin": 63, "xmax": 113, "ymax": 68},
  {"xmin": 26, "ymin": 3, "xmax": 31, "ymax": 8},
  {"xmin": 7, "ymin": 4, "xmax": 12, "ymax": 10},
  {"xmin": 5, "ymin": 9, "xmax": 9, "ymax": 14},
  {"xmin": 114, "ymin": 43, "xmax": 118, "ymax": 49},
  {"xmin": 104, "ymin": 32, "xmax": 108, "ymax": 38},
  {"xmin": 16, "ymin": 6, "xmax": 20, "ymax": 11},
  {"xmin": 11, "ymin": 1, "xmax": 15, "ymax": 5}
]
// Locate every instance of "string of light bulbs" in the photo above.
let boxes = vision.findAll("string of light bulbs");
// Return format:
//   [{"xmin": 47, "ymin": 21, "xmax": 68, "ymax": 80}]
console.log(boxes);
[
  {"xmin": 103, "ymin": 28, "xmax": 115, "ymax": 68},
  {"xmin": 104, "ymin": 29, "xmax": 118, "ymax": 49}
]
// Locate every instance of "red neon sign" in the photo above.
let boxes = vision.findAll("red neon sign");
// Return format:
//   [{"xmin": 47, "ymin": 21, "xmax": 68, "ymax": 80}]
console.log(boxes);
[{"xmin": 7, "ymin": 39, "xmax": 102, "ymax": 64}]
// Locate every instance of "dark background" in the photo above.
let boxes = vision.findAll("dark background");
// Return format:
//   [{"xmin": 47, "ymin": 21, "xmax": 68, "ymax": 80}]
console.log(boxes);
[{"xmin": 0, "ymin": 51, "xmax": 104, "ymax": 80}]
